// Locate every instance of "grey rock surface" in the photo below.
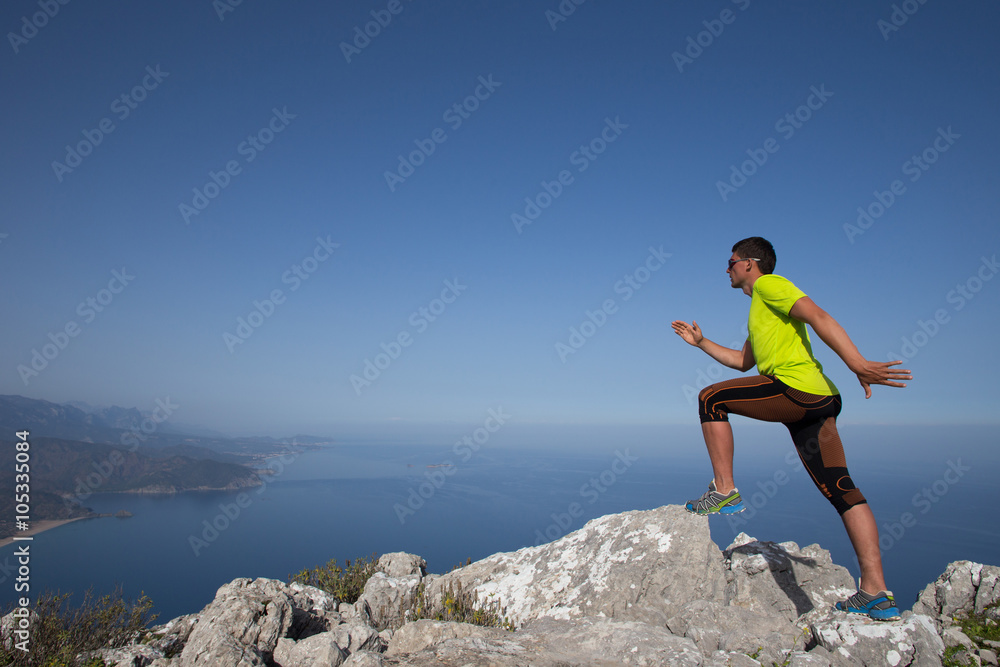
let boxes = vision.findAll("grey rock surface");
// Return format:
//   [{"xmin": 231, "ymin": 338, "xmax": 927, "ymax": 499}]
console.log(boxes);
[
  {"xmin": 723, "ymin": 532, "xmax": 857, "ymax": 621},
  {"xmin": 376, "ymin": 552, "xmax": 427, "ymax": 578},
  {"xmin": 913, "ymin": 560, "xmax": 1000, "ymax": 624},
  {"xmin": 809, "ymin": 610, "xmax": 945, "ymax": 666},
  {"xmin": 386, "ymin": 617, "xmax": 704, "ymax": 666},
  {"xmin": 273, "ymin": 632, "xmax": 348, "ymax": 667},
  {"xmin": 69, "ymin": 505, "xmax": 999, "ymax": 667},
  {"xmin": 178, "ymin": 578, "xmax": 292, "ymax": 667},
  {"xmin": 355, "ymin": 572, "xmax": 423, "ymax": 630},
  {"xmin": 424, "ymin": 505, "xmax": 729, "ymax": 628}
]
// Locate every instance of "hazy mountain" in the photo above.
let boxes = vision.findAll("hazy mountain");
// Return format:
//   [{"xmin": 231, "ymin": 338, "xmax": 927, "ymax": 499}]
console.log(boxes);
[{"xmin": 0, "ymin": 437, "xmax": 263, "ymax": 538}]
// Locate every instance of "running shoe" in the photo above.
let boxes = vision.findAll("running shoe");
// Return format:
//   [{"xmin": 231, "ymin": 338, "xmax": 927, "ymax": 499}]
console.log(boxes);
[
  {"xmin": 835, "ymin": 588, "xmax": 901, "ymax": 621},
  {"xmin": 685, "ymin": 479, "xmax": 745, "ymax": 515}
]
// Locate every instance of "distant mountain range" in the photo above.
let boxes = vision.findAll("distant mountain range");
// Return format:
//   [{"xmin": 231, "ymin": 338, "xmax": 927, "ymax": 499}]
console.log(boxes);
[
  {"xmin": 0, "ymin": 394, "xmax": 334, "ymax": 458},
  {"xmin": 0, "ymin": 395, "xmax": 334, "ymax": 538}
]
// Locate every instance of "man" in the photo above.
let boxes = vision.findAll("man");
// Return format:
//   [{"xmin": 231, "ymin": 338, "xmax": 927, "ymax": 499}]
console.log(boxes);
[{"xmin": 671, "ymin": 236, "xmax": 911, "ymax": 622}]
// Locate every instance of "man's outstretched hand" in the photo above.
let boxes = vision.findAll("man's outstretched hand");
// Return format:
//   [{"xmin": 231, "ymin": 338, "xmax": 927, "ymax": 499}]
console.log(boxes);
[
  {"xmin": 671, "ymin": 320, "xmax": 703, "ymax": 347},
  {"xmin": 854, "ymin": 359, "xmax": 912, "ymax": 399}
]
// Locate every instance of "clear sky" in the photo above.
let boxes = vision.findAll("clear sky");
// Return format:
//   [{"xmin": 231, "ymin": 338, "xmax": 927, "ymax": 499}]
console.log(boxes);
[{"xmin": 2, "ymin": 0, "xmax": 998, "ymax": 436}]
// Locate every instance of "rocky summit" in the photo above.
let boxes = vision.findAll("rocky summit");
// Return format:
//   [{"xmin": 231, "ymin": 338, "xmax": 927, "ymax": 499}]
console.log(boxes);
[{"xmin": 31, "ymin": 505, "xmax": 1000, "ymax": 665}]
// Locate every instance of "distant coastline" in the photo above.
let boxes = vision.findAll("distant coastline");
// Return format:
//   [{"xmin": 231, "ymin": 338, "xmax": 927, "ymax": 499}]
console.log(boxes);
[{"xmin": 0, "ymin": 517, "xmax": 92, "ymax": 549}]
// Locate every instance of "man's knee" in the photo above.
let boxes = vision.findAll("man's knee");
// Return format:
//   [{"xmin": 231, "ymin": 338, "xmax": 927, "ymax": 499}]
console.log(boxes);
[{"xmin": 832, "ymin": 483, "xmax": 867, "ymax": 515}]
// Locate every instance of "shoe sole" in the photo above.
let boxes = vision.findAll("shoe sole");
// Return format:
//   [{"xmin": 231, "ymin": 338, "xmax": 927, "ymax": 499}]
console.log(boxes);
[
  {"xmin": 685, "ymin": 503, "xmax": 746, "ymax": 516},
  {"xmin": 835, "ymin": 604, "xmax": 901, "ymax": 621}
]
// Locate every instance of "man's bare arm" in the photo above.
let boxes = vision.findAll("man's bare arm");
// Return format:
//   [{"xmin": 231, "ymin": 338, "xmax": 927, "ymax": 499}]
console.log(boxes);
[
  {"xmin": 788, "ymin": 297, "xmax": 912, "ymax": 398},
  {"xmin": 671, "ymin": 320, "xmax": 755, "ymax": 372}
]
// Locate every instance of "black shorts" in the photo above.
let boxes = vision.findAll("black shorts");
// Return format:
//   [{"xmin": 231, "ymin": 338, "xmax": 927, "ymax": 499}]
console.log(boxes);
[{"xmin": 698, "ymin": 374, "xmax": 866, "ymax": 515}]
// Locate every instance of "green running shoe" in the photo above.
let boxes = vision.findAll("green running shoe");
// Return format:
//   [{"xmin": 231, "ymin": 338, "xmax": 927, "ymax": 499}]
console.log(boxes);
[
  {"xmin": 835, "ymin": 588, "xmax": 901, "ymax": 621},
  {"xmin": 685, "ymin": 479, "xmax": 745, "ymax": 515}
]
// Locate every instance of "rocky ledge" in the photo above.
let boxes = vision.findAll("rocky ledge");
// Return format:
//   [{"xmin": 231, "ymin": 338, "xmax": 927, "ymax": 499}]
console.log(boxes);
[{"xmin": 23, "ymin": 505, "xmax": 1000, "ymax": 665}]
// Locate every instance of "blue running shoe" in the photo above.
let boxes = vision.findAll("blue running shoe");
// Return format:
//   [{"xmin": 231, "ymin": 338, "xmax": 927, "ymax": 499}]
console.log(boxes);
[
  {"xmin": 835, "ymin": 589, "xmax": 901, "ymax": 621},
  {"xmin": 685, "ymin": 479, "xmax": 745, "ymax": 515}
]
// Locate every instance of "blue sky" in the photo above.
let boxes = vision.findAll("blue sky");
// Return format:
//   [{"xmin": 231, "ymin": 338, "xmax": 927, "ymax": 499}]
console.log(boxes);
[{"xmin": 2, "ymin": 0, "xmax": 998, "ymax": 436}]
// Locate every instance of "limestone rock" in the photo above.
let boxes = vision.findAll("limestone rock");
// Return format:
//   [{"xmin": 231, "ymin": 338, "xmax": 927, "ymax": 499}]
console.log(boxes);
[
  {"xmin": 376, "ymin": 552, "xmax": 426, "ymax": 578},
  {"xmin": 387, "ymin": 617, "xmax": 703, "ymax": 666},
  {"xmin": 809, "ymin": 610, "xmax": 944, "ymax": 666},
  {"xmin": 178, "ymin": 578, "xmax": 293, "ymax": 666},
  {"xmin": 665, "ymin": 598, "xmax": 805, "ymax": 660},
  {"xmin": 272, "ymin": 632, "xmax": 348, "ymax": 667},
  {"xmin": 424, "ymin": 505, "xmax": 729, "ymax": 627},
  {"xmin": 342, "ymin": 650, "xmax": 387, "ymax": 666},
  {"xmin": 355, "ymin": 571, "xmax": 422, "ymax": 630},
  {"xmin": 913, "ymin": 560, "xmax": 1000, "ymax": 625},
  {"xmin": 286, "ymin": 582, "xmax": 342, "ymax": 639},
  {"xmin": 723, "ymin": 533, "xmax": 856, "ymax": 621}
]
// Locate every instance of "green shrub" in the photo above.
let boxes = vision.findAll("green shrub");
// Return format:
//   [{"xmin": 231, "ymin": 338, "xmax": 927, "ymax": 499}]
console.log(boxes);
[
  {"xmin": 412, "ymin": 580, "xmax": 515, "ymax": 632},
  {"xmin": 288, "ymin": 553, "xmax": 379, "ymax": 604},
  {"xmin": 0, "ymin": 585, "xmax": 156, "ymax": 666}
]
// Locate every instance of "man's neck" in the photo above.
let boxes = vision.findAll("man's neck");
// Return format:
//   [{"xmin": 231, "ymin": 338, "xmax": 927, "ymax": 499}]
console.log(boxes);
[{"xmin": 742, "ymin": 273, "xmax": 761, "ymax": 296}]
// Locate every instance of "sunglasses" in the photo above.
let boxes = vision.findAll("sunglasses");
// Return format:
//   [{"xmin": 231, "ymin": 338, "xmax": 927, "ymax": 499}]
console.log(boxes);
[{"xmin": 727, "ymin": 257, "xmax": 760, "ymax": 270}]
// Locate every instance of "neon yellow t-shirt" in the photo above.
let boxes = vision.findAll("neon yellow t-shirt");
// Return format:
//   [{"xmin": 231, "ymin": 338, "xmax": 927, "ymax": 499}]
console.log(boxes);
[{"xmin": 747, "ymin": 274, "xmax": 838, "ymax": 396}]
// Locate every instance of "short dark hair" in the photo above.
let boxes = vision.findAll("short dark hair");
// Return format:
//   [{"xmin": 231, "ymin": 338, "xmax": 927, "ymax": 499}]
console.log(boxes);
[{"xmin": 732, "ymin": 237, "xmax": 775, "ymax": 274}]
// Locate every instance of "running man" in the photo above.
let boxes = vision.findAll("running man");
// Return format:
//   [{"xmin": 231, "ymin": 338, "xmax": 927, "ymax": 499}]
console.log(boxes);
[{"xmin": 671, "ymin": 236, "xmax": 911, "ymax": 621}]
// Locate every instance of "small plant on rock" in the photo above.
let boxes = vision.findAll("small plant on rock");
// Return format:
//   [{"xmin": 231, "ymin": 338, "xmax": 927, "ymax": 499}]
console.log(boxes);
[
  {"xmin": 288, "ymin": 553, "xmax": 379, "ymax": 604},
  {"xmin": 412, "ymin": 581, "xmax": 515, "ymax": 632}
]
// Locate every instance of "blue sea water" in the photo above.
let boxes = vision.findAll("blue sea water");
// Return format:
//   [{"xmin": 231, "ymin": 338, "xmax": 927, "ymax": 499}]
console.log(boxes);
[{"xmin": 2, "ymin": 424, "xmax": 998, "ymax": 623}]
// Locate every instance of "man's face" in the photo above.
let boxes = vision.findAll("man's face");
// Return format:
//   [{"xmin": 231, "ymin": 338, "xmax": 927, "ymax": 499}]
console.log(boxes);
[{"xmin": 727, "ymin": 252, "xmax": 750, "ymax": 288}]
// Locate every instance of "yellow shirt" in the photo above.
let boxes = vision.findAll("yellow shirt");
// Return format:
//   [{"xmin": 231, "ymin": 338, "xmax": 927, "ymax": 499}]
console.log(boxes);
[{"xmin": 748, "ymin": 275, "xmax": 838, "ymax": 396}]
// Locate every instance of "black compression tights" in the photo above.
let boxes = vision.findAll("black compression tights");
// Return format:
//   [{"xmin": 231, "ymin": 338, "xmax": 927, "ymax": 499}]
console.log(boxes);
[{"xmin": 698, "ymin": 374, "xmax": 866, "ymax": 515}]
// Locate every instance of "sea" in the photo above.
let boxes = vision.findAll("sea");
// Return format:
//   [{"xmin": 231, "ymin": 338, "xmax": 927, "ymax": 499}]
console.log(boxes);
[{"xmin": 2, "ymin": 423, "xmax": 998, "ymax": 624}]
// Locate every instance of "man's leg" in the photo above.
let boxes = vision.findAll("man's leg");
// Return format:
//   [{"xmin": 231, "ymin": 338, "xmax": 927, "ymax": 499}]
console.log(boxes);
[
  {"xmin": 841, "ymin": 503, "xmax": 888, "ymax": 594},
  {"xmin": 703, "ymin": 420, "xmax": 736, "ymax": 494}
]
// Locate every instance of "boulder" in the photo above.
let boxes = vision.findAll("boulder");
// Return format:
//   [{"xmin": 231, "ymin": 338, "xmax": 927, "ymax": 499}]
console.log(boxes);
[
  {"xmin": 376, "ymin": 552, "xmax": 426, "ymax": 578},
  {"xmin": 273, "ymin": 632, "xmax": 348, "ymax": 667},
  {"xmin": 723, "ymin": 533, "xmax": 856, "ymax": 621},
  {"xmin": 913, "ymin": 560, "xmax": 1000, "ymax": 626},
  {"xmin": 286, "ymin": 582, "xmax": 342, "ymax": 639},
  {"xmin": 809, "ymin": 610, "xmax": 944, "ymax": 666},
  {"xmin": 355, "ymin": 571, "xmax": 422, "ymax": 630},
  {"xmin": 423, "ymin": 505, "xmax": 729, "ymax": 627},
  {"xmin": 177, "ymin": 578, "xmax": 293, "ymax": 666}
]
